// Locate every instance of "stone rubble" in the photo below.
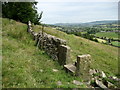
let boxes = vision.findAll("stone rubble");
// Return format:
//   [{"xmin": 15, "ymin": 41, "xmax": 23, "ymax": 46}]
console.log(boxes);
[
  {"xmin": 95, "ymin": 79, "xmax": 108, "ymax": 89},
  {"xmin": 57, "ymin": 81, "xmax": 62, "ymax": 86},
  {"xmin": 109, "ymin": 76, "xmax": 120, "ymax": 82},
  {"xmin": 40, "ymin": 69, "xmax": 43, "ymax": 72},
  {"xmin": 101, "ymin": 71, "xmax": 107, "ymax": 78},
  {"xmin": 89, "ymin": 69, "xmax": 118, "ymax": 89},
  {"xmin": 52, "ymin": 69, "xmax": 58, "ymax": 72},
  {"xmin": 75, "ymin": 55, "xmax": 91, "ymax": 81},
  {"xmin": 72, "ymin": 80, "xmax": 83, "ymax": 86}
]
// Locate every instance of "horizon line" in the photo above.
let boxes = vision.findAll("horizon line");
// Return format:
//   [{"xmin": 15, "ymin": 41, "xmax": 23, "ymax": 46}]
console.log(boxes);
[{"xmin": 44, "ymin": 19, "xmax": 118, "ymax": 25}]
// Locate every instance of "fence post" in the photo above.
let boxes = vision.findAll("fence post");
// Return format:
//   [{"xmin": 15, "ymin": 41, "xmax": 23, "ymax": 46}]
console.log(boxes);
[
  {"xmin": 27, "ymin": 21, "xmax": 31, "ymax": 32},
  {"xmin": 41, "ymin": 25, "xmax": 44, "ymax": 49}
]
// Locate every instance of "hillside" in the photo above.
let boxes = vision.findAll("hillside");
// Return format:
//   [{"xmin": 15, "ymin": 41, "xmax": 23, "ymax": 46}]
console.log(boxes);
[
  {"xmin": 54, "ymin": 20, "xmax": 118, "ymax": 27},
  {"xmin": 34, "ymin": 24, "xmax": 118, "ymax": 75},
  {"xmin": 2, "ymin": 18, "xmax": 119, "ymax": 88},
  {"xmin": 2, "ymin": 18, "xmax": 87, "ymax": 88}
]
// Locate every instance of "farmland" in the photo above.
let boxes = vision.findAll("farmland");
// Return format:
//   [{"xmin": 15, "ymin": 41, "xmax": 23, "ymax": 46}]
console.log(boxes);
[{"xmin": 95, "ymin": 32, "xmax": 118, "ymax": 39}]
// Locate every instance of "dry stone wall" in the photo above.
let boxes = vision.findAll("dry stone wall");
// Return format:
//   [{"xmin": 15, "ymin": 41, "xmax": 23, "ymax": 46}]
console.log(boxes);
[
  {"xmin": 36, "ymin": 32, "xmax": 67, "ymax": 61},
  {"xmin": 27, "ymin": 21, "xmax": 71, "ymax": 65},
  {"xmin": 27, "ymin": 21, "xmax": 119, "ymax": 88},
  {"xmin": 27, "ymin": 21, "xmax": 91, "ymax": 80}
]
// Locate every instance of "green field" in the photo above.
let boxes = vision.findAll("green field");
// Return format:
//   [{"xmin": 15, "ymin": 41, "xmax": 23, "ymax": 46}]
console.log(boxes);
[
  {"xmin": 111, "ymin": 41, "xmax": 120, "ymax": 47},
  {"xmin": 2, "ymin": 18, "xmax": 119, "ymax": 88},
  {"xmin": 81, "ymin": 32, "xmax": 87, "ymax": 34},
  {"xmin": 95, "ymin": 32, "xmax": 118, "ymax": 39}
]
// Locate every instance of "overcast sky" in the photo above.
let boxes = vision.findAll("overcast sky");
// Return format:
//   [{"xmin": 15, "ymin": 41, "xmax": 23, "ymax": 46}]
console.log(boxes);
[{"xmin": 36, "ymin": 0, "xmax": 119, "ymax": 24}]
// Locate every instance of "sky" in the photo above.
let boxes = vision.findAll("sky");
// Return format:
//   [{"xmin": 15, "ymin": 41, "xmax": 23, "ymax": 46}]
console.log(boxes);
[{"xmin": 36, "ymin": 0, "xmax": 119, "ymax": 24}]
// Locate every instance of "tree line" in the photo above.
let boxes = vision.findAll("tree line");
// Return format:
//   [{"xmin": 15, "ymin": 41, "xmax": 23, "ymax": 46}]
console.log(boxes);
[{"xmin": 2, "ymin": 2, "xmax": 42, "ymax": 25}]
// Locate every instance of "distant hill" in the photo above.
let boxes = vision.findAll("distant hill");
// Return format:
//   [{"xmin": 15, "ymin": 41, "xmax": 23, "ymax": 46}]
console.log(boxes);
[{"xmin": 54, "ymin": 20, "xmax": 118, "ymax": 27}]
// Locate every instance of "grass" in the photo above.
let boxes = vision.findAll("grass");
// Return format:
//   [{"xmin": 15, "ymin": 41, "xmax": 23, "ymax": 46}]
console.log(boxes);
[
  {"xmin": 95, "ymin": 32, "xmax": 119, "ymax": 47},
  {"xmin": 81, "ymin": 32, "xmax": 87, "ymax": 34},
  {"xmin": 95, "ymin": 32, "xmax": 118, "ymax": 39},
  {"xmin": 33, "ymin": 24, "xmax": 118, "ymax": 76},
  {"xmin": 2, "ymin": 18, "xmax": 86, "ymax": 88},
  {"xmin": 111, "ymin": 41, "xmax": 120, "ymax": 47},
  {"xmin": 2, "ymin": 18, "xmax": 119, "ymax": 88}
]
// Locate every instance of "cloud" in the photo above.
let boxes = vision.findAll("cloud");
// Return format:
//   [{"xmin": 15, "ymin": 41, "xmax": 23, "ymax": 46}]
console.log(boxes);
[{"xmin": 36, "ymin": 1, "xmax": 118, "ymax": 24}]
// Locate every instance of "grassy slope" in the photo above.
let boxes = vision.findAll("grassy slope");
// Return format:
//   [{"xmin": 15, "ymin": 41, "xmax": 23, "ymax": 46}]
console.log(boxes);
[
  {"xmin": 2, "ymin": 18, "xmax": 119, "ymax": 88},
  {"xmin": 34, "ymin": 25, "xmax": 118, "ymax": 76},
  {"xmin": 2, "ymin": 18, "xmax": 86, "ymax": 88}
]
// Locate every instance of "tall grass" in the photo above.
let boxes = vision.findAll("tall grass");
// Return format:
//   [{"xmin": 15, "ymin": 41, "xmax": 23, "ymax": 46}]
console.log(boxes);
[
  {"xmin": 2, "ymin": 18, "xmax": 119, "ymax": 88},
  {"xmin": 2, "ymin": 18, "xmax": 86, "ymax": 88},
  {"xmin": 33, "ymin": 25, "xmax": 118, "ymax": 76}
]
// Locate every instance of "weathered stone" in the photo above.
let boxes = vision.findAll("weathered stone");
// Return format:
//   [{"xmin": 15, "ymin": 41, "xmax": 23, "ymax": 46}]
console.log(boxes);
[
  {"xmin": 28, "ymin": 21, "xmax": 68, "ymax": 61},
  {"xmin": 58, "ymin": 45, "xmax": 71, "ymax": 65},
  {"xmin": 28, "ymin": 21, "xmax": 31, "ymax": 26},
  {"xmin": 40, "ymin": 69, "xmax": 43, "ymax": 72},
  {"xmin": 109, "ymin": 76, "xmax": 120, "ymax": 82},
  {"xmin": 101, "ymin": 71, "xmax": 106, "ymax": 78},
  {"xmin": 89, "ymin": 69, "xmax": 97, "ymax": 76},
  {"xmin": 59, "ymin": 38, "xmax": 66, "ymax": 45},
  {"xmin": 57, "ymin": 81, "xmax": 62, "ymax": 86},
  {"xmin": 84, "ymin": 81, "xmax": 91, "ymax": 86},
  {"xmin": 107, "ymin": 81, "xmax": 116, "ymax": 88},
  {"xmin": 112, "ymin": 76, "xmax": 119, "ymax": 81},
  {"xmin": 75, "ymin": 54, "xmax": 91, "ymax": 81},
  {"xmin": 95, "ymin": 80, "xmax": 108, "ymax": 89},
  {"xmin": 31, "ymin": 31, "xmax": 38, "ymax": 40},
  {"xmin": 34, "ymin": 32, "xmax": 38, "ymax": 36},
  {"xmin": 52, "ymin": 69, "xmax": 58, "ymax": 72},
  {"xmin": 75, "ymin": 56, "xmax": 80, "ymax": 76},
  {"xmin": 64, "ymin": 64, "xmax": 76, "ymax": 74},
  {"xmin": 72, "ymin": 80, "xmax": 83, "ymax": 85},
  {"xmin": 27, "ymin": 21, "xmax": 32, "ymax": 32}
]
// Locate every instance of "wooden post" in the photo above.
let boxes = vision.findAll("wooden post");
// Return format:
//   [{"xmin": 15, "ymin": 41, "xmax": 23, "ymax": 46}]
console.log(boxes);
[
  {"xmin": 36, "ymin": 33, "xmax": 41, "ymax": 48},
  {"xmin": 41, "ymin": 24, "xmax": 44, "ymax": 49}
]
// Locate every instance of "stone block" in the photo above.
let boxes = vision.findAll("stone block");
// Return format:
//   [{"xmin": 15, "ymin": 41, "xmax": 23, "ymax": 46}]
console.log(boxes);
[
  {"xmin": 64, "ymin": 64, "xmax": 76, "ymax": 74},
  {"xmin": 75, "ymin": 54, "xmax": 91, "ymax": 81},
  {"xmin": 58, "ymin": 45, "xmax": 71, "ymax": 65},
  {"xmin": 27, "ymin": 21, "xmax": 32, "ymax": 32}
]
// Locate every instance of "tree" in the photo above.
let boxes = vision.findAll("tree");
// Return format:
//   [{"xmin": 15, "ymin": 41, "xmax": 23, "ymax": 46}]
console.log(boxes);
[{"xmin": 2, "ymin": 2, "xmax": 42, "ymax": 24}]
